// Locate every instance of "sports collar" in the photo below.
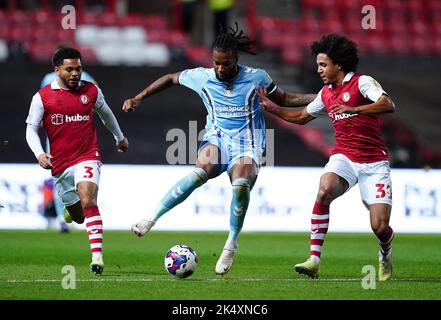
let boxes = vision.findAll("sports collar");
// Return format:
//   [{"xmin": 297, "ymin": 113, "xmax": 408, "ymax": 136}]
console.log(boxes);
[
  {"xmin": 51, "ymin": 79, "xmax": 85, "ymax": 90},
  {"xmin": 328, "ymin": 72, "xmax": 355, "ymax": 88}
]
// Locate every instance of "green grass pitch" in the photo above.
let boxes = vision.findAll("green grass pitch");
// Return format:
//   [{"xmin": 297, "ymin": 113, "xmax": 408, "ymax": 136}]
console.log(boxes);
[{"xmin": 1, "ymin": 230, "xmax": 440, "ymax": 300}]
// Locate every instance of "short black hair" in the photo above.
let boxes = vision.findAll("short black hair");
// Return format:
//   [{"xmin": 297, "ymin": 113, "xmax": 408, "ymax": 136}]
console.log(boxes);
[
  {"xmin": 52, "ymin": 47, "xmax": 81, "ymax": 67},
  {"xmin": 311, "ymin": 34, "xmax": 359, "ymax": 73},
  {"xmin": 212, "ymin": 22, "xmax": 256, "ymax": 57}
]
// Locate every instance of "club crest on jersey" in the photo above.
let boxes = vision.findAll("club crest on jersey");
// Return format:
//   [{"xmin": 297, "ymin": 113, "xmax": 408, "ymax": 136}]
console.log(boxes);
[
  {"xmin": 80, "ymin": 95, "xmax": 89, "ymax": 104},
  {"xmin": 342, "ymin": 91, "xmax": 351, "ymax": 102},
  {"xmin": 225, "ymin": 88, "xmax": 233, "ymax": 96}
]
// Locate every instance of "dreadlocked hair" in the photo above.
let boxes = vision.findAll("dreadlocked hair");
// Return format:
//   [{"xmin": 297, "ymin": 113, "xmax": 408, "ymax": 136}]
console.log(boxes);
[{"xmin": 212, "ymin": 22, "xmax": 256, "ymax": 57}]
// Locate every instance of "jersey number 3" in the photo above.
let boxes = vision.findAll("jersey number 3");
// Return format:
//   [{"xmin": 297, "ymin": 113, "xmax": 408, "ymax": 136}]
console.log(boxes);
[
  {"xmin": 375, "ymin": 183, "xmax": 391, "ymax": 199},
  {"xmin": 83, "ymin": 166, "xmax": 94, "ymax": 178}
]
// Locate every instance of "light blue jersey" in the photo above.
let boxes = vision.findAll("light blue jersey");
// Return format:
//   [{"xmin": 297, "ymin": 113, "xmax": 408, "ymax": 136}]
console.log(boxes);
[{"xmin": 178, "ymin": 64, "xmax": 277, "ymax": 172}]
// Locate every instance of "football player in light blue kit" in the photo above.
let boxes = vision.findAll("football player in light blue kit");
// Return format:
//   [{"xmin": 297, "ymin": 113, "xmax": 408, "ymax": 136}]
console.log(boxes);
[{"xmin": 123, "ymin": 24, "xmax": 315, "ymax": 275}]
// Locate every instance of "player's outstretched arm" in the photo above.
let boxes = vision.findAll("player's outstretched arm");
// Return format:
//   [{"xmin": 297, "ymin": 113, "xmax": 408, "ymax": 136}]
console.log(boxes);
[
  {"xmin": 332, "ymin": 94, "xmax": 395, "ymax": 115},
  {"xmin": 280, "ymin": 91, "xmax": 317, "ymax": 108},
  {"xmin": 122, "ymin": 72, "xmax": 181, "ymax": 112},
  {"xmin": 95, "ymin": 101, "xmax": 128, "ymax": 152},
  {"xmin": 258, "ymin": 88, "xmax": 315, "ymax": 125},
  {"xmin": 267, "ymin": 87, "xmax": 317, "ymax": 108}
]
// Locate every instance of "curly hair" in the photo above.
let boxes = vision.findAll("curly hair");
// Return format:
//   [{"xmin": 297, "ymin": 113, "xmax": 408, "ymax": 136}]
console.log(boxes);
[
  {"xmin": 52, "ymin": 47, "xmax": 81, "ymax": 67},
  {"xmin": 311, "ymin": 34, "xmax": 359, "ymax": 73},
  {"xmin": 212, "ymin": 22, "xmax": 256, "ymax": 57}
]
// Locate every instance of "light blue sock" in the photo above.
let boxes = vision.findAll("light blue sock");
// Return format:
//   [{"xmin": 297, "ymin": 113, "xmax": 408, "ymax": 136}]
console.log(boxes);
[
  {"xmin": 225, "ymin": 178, "xmax": 251, "ymax": 249},
  {"xmin": 152, "ymin": 168, "xmax": 208, "ymax": 221}
]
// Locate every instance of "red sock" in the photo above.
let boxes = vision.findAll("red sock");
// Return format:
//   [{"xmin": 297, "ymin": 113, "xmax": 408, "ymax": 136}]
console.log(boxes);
[
  {"xmin": 377, "ymin": 226, "xmax": 394, "ymax": 256},
  {"xmin": 84, "ymin": 205, "xmax": 103, "ymax": 258},
  {"xmin": 310, "ymin": 201, "xmax": 330, "ymax": 263}
]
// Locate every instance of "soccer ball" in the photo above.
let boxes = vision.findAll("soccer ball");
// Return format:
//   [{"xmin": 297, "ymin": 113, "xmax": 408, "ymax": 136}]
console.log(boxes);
[{"xmin": 164, "ymin": 244, "xmax": 198, "ymax": 279}]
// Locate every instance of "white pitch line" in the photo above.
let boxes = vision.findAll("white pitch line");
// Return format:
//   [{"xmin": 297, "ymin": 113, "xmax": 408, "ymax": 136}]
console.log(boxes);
[
  {"xmin": 198, "ymin": 278, "xmax": 441, "ymax": 282},
  {"xmin": 5, "ymin": 278, "xmax": 357, "ymax": 283},
  {"xmin": 4, "ymin": 278, "xmax": 441, "ymax": 283},
  {"xmin": 6, "ymin": 278, "xmax": 153, "ymax": 283}
]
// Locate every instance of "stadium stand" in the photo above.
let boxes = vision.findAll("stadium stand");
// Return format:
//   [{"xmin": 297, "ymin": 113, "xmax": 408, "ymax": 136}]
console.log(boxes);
[
  {"xmin": 248, "ymin": 0, "xmax": 441, "ymax": 62},
  {"xmin": 244, "ymin": 0, "xmax": 441, "ymax": 168},
  {"xmin": 0, "ymin": 0, "xmax": 209, "ymax": 66},
  {"xmin": 0, "ymin": 0, "xmax": 440, "ymax": 168}
]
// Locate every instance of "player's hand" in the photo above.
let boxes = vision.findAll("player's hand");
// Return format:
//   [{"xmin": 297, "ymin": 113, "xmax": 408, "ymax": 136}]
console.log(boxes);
[
  {"xmin": 332, "ymin": 104, "xmax": 357, "ymax": 114},
  {"xmin": 116, "ymin": 137, "xmax": 129, "ymax": 152},
  {"xmin": 257, "ymin": 87, "xmax": 278, "ymax": 113},
  {"xmin": 122, "ymin": 97, "xmax": 140, "ymax": 113},
  {"xmin": 37, "ymin": 153, "xmax": 53, "ymax": 169},
  {"xmin": 258, "ymin": 86, "xmax": 268, "ymax": 98}
]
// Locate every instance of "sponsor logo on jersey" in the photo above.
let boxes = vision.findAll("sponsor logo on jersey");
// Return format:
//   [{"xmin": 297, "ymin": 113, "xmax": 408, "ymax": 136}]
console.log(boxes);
[
  {"xmin": 329, "ymin": 112, "xmax": 358, "ymax": 121},
  {"xmin": 51, "ymin": 114, "xmax": 64, "ymax": 125},
  {"xmin": 214, "ymin": 105, "xmax": 249, "ymax": 117},
  {"xmin": 214, "ymin": 105, "xmax": 246, "ymax": 112},
  {"xmin": 51, "ymin": 113, "xmax": 90, "ymax": 125},
  {"xmin": 65, "ymin": 114, "xmax": 90, "ymax": 122},
  {"xmin": 342, "ymin": 91, "xmax": 351, "ymax": 102},
  {"xmin": 80, "ymin": 95, "xmax": 89, "ymax": 104}
]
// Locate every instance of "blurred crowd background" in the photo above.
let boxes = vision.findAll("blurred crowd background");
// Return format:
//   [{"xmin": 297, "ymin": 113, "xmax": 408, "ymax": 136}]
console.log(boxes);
[{"xmin": 1, "ymin": 0, "xmax": 440, "ymax": 168}]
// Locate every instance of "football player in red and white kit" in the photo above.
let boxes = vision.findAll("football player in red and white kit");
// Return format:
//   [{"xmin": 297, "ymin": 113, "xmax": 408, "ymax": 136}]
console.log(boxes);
[
  {"xmin": 26, "ymin": 47, "xmax": 129, "ymax": 275},
  {"xmin": 258, "ymin": 34, "xmax": 395, "ymax": 281}
]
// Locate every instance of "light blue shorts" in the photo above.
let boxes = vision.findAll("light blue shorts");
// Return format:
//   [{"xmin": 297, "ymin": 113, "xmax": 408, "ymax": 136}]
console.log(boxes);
[{"xmin": 198, "ymin": 130, "xmax": 263, "ymax": 174}]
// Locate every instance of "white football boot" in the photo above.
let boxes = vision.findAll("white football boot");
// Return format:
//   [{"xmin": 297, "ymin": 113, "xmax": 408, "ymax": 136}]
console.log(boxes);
[
  {"xmin": 294, "ymin": 258, "xmax": 320, "ymax": 279},
  {"xmin": 131, "ymin": 219, "xmax": 156, "ymax": 237},
  {"xmin": 90, "ymin": 256, "xmax": 104, "ymax": 275},
  {"xmin": 215, "ymin": 247, "xmax": 237, "ymax": 275},
  {"xmin": 379, "ymin": 250, "xmax": 392, "ymax": 281}
]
